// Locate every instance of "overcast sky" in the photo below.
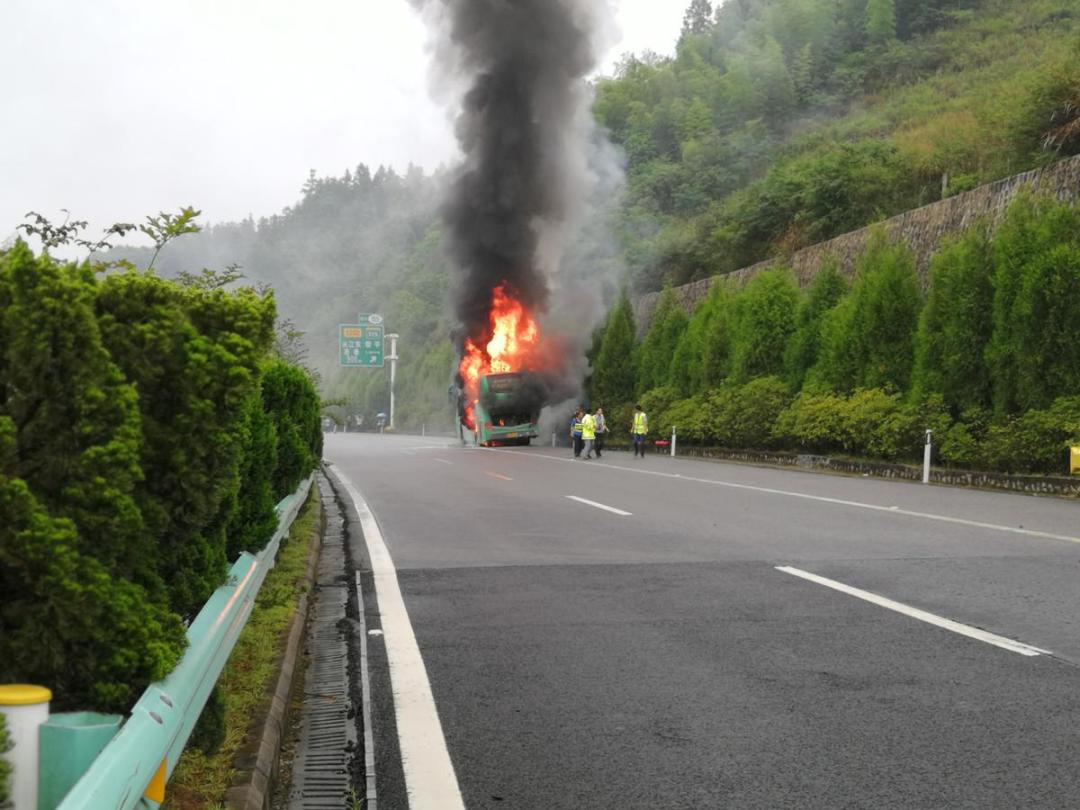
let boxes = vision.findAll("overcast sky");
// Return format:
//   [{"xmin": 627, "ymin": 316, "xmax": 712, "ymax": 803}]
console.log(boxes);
[{"xmin": 1, "ymin": 0, "xmax": 684, "ymax": 248}]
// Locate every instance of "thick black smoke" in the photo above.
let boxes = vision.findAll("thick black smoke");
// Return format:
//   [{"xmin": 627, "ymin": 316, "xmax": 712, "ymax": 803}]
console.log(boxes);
[{"xmin": 417, "ymin": 0, "xmax": 609, "ymax": 361}]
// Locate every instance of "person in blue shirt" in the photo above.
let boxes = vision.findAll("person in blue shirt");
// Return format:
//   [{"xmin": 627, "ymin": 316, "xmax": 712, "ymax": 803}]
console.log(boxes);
[{"xmin": 569, "ymin": 407, "xmax": 584, "ymax": 458}]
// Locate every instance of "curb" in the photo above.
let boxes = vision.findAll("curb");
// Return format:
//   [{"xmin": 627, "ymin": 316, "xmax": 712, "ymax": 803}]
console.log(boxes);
[
  {"xmin": 225, "ymin": 483, "xmax": 325, "ymax": 810},
  {"xmin": 599, "ymin": 443, "xmax": 1080, "ymax": 498}
]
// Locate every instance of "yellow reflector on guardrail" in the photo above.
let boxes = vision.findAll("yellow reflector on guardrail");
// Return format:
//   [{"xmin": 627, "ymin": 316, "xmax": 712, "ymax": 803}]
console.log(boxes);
[{"xmin": 144, "ymin": 758, "xmax": 167, "ymax": 803}]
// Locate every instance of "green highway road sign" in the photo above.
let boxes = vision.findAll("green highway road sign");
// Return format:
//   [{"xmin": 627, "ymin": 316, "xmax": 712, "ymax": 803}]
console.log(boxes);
[{"xmin": 340, "ymin": 315, "xmax": 384, "ymax": 367}]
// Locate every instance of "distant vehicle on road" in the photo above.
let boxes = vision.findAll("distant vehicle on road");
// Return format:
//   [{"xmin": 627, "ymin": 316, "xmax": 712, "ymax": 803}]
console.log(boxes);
[{"xmin": 473, "ymin": 372, "xmax": 541, "ymax": 447}]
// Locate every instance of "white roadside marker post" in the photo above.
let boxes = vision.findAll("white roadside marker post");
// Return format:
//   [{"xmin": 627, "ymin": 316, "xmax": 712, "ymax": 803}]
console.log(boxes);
[
  {"xmin": 671, "ymin": 426, "xmax": 677, "ymax": 457},
  {"xmin": 923, "ymin": 429, "xmax": 932, "ymax": 484}
]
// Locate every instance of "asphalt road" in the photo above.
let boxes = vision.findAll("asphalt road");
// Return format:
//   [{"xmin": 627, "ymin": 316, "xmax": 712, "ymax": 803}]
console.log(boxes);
[{"xmin": 325, "ymin": 432, "xmax": 1080, "ymax": 809}]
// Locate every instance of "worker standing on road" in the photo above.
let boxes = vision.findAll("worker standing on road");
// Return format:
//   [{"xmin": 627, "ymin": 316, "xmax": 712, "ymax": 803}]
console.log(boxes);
[
  {"xmin": 594, "ymin": 407, "xmax": 606, "ymax": 459},
  {"xmin": 581, "ymin": 408, "xmax": 597, "ymax": 460},
  {"xmin": 631, "ymin": 404, "xmax": 648, "ymax": 458},
  {"xmin": 570, "ymin": 408, "xmax": 584, "ymax": 458}
]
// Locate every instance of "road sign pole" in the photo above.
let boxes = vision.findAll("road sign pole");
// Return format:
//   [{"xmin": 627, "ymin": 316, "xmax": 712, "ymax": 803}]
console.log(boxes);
[{"xmin": 386, "ymin": 333, "xmax": 399, "ymax": 430}]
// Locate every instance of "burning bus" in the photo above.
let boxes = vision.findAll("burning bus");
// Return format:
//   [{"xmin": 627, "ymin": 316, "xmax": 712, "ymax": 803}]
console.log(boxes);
[
  {"xmin": 457, "ymin": 285, "xmax": 550, "ymax": 447},
  {"xmin": 472, "ymin": 371, "xmax": 541, "ymax": 446}
]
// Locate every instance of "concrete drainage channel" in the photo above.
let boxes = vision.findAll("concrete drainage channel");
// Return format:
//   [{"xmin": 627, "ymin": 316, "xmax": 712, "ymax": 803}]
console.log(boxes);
[{"xmin": 285, "ymin": 471, "xmax": 377, "ymax": 809}]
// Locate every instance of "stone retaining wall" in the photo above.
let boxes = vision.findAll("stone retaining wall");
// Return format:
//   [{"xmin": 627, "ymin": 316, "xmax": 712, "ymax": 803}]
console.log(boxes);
[{"xmin": 635, "ymin": 154, "xmax": 1080, "ymax": 332}]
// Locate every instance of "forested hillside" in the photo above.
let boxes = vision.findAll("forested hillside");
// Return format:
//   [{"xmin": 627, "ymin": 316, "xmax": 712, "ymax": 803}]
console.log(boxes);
[{"xmin": 595, "ymin": 0, "xmax": 1080, "ymax": 289}]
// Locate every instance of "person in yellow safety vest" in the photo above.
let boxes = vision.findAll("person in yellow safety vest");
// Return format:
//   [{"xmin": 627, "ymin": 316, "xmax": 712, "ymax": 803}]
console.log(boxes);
[
  {"xmin": 581, "ymin": 408, "xmax": 597, "ymax": 460},
  {"xmin": 631, "ymin": 404, "xmax": 648, "ymax": 458}
]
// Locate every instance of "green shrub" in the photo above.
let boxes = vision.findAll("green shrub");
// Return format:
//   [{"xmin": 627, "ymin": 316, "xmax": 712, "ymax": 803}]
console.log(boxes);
[
  {"xmin": 703, "ymin": 376, "xmax": 792, "ymax": 448},
  {"xmin": 0, "ymin": 244, "xmax": 157, "ymax": 595},
  {"xmin": 774, "ymin": 390, "xmax": 848, "ymax": 452},
  {"xmin": 189, "ymin": 685, "xmax": 226, "ymax": 756},
  {"xmin": 939, "ymin": 407, "xmax": 992, "ymax": 468},
  {"xmin": 609, "ymin": 402, "xmax": 638, "ymax": 442},
  {"xmin": 639, "ymin": 386, "xmax": 680, "ymax": 424},
  {"xmin": 657, "ymin": 397, "xmax": 708, "ymax": 443},
  {"xmin": 261, "ymin": 361, "xmax": 322, "ymax": 500},
  {"xmin": 981, "ymin": 396, "xmax": 1080, "ymax": 473},
  {"xmin": 95, "ymin": 271, "xmax": 276, "ymax": 617},
  {"xmin": 0, "ymin": 419, "xmax": 185, "ymax": 711},
  {"xmin": 225, "ymin": 390, "xmax": 279, "ymax": 560},
  {"xmin": 837, "ymin": 388, "xmax": 904, "ymax": 456}
]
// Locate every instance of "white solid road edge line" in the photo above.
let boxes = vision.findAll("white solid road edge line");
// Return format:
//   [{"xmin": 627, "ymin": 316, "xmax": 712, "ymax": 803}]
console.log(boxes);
[
  {"xmin": 776, "ymin": 566, "xmax": 1052, "ymax": 657},
  {"xmin": 337, "ymin": 472, "xmax": 466, "ymax": 810},
  {"xmin": 565, "ymin": 495, "xmax": 633, "ymax": 516}
]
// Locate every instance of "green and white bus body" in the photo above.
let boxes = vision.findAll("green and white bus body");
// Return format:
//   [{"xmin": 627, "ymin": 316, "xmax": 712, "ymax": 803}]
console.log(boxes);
[{"xmin": 474, "ymin": 372, "xmax": 540, "ymax": 447}]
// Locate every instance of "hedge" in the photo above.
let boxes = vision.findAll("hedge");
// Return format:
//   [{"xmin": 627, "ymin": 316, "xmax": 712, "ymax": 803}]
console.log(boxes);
[
  {"xmin": 0, "ymin": 243, "xmax": 322, "ymax": 712},
  {"xmin": 646, "ymin": 379, "xmax": 1078, "ymax": 474}
]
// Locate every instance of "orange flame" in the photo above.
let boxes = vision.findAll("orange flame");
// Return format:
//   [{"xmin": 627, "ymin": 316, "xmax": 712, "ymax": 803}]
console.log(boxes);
[{"xmin": 459, "ymin": 285, "xmax": 540, "ymax": 429}]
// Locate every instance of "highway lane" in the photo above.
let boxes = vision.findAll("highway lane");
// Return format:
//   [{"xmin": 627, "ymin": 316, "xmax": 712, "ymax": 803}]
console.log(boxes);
[{"xmin": 326, "ymin": 432, "xmax": 1080, "ymax": 809}]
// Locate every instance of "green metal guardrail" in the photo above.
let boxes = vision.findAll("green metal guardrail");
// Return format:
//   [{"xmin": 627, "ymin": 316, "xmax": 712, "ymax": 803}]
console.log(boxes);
[{"xmin": 48, "ymin": 473, "xmax": 315, "ymax": 810}]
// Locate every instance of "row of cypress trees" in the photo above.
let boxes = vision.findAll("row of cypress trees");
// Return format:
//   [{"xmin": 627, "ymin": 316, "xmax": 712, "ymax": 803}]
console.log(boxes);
[
  {"xmin": 588, "ymin": 193, "xmax": 1080, "ymax": 472},
  {"xmin": 0, "ymin": 242, "xmax": 322, "ymax": 712}
]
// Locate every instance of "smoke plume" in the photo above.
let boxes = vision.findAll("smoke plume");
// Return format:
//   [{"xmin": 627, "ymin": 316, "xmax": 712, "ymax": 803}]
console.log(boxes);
[{"xmin": 413, "ymin": 0, "xmax": 619, "ymax": 400}]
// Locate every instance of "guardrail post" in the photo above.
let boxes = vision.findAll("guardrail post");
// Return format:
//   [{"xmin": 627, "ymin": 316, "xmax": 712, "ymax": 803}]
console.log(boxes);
[
  {"xmin": 0, "ymin": 685, "xmax": 51, "ymax": 810},
  {"xmin": 38, "ymin": 713, "xmax": 122, "ymax": 810}
]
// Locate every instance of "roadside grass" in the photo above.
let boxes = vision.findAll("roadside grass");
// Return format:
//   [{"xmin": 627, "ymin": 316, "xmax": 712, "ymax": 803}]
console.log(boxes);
[{"xmin": 163, "ymin": 489, "xmax": 319, "ymax": 810}]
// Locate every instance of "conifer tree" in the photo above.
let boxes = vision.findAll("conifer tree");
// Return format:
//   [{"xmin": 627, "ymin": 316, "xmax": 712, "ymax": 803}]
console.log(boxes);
[
  {"xmin": 729, "ymin": 268, "xmax": 800, "ymax": 381},
  {"xmin": 701, "ymin": 282, "xmax": 737, "ymax": 389},
  {"xmin": 637, "ymin": 288, "xmax": 689, "ymax": 395},
  {"xmin": 670, "ymin": 286, "xmax": 712, "ymax": 397},
  {"xmin": 784, "ymin": 259, "xmax": 848, "ymax": 391},
  {"xmin": 681, "ymin": 0, "xmax": 714, "ymax": 40},
  {"xmin": 592, "ymin": 292, "xmax": 638, "ymax": 408},
  {"xmin": 912, "ymin": 226, "xmax": 994, "ymax": 412},
  {"xmin": 988, "ymin": 195, "xmax": 1080, "ymax": 413},
  {"xmin": 865, "ymin": 0, "xmax": 896, "ymax": 44},
  {"xmin": 812, "ymin": 234, "xmax": 921, "ymax": 392}
]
